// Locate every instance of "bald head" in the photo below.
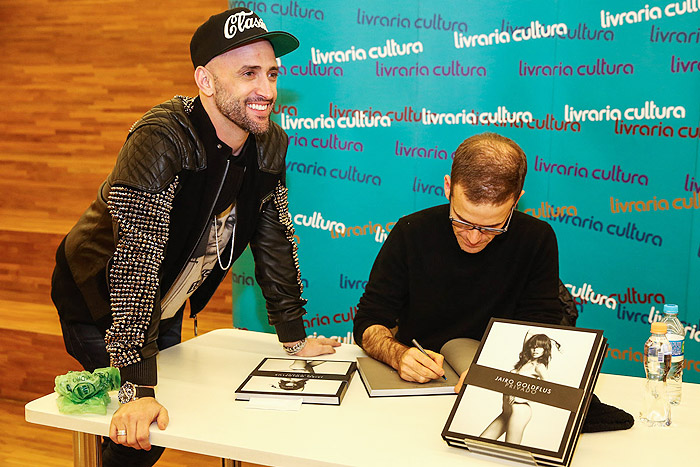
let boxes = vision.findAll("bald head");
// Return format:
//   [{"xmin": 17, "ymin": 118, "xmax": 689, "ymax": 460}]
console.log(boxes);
[{"xmin": 450, "ymin": 132, "xmax": 527, "ymax": 205}]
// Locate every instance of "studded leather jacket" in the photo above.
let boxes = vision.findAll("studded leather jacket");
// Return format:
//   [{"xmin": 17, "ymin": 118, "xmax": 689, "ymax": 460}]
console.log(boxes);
[{"xmin": 57, "ymin": 96, "xmax": 307, "ymax": 385}]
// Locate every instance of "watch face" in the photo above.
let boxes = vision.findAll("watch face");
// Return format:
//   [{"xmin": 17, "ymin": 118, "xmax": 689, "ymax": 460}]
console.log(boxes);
[{"xmin": 118, "ymin": 382, "xmax": 136, "ymax": 404}]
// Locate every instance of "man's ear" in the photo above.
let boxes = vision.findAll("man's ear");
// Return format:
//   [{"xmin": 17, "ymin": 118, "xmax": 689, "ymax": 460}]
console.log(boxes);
[
  {"xmin": 444, "ymin": 175, "xmax": 451, "ymax": 201},
  {"xmin": 194, "ymin": 66, "xmax": 215, "ymax": 97}
]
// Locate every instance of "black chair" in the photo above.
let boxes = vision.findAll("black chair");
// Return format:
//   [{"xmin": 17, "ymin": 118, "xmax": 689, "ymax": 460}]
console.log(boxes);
[{"xmin": 558, "ymin": 279, "xmax": 578, "ymax": 326}]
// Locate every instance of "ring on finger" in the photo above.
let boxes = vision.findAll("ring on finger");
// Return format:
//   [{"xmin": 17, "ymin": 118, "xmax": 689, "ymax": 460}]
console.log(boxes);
[{"xmin": 117, "ymin": 429, "xmax": 127, "ymax": 437}]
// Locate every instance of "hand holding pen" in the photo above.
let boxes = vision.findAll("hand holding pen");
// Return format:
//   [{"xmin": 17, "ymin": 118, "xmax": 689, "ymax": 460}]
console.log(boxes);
[
  {"xmin": 395, "ymin": 338, "xmax": 446, "ymax": 383},
  {"xmin": 412, "ymin": 339, "xmax": 447, "ymax": 380}
]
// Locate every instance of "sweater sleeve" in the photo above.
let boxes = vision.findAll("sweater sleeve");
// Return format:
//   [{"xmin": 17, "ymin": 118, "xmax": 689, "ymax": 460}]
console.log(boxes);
[
  {"xmin": 353, "ymin": 219, "xmax": 410, "ymax": 347},
  {"xmin": 513, "ymin": 222, "xmax": 563, "ymax": 325}
]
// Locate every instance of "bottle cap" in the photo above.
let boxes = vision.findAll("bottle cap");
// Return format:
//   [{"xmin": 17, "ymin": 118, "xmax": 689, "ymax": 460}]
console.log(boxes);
[
  {"xmin": 663, "ymin": 304, "xmax": 678, "ymax": 314},
  {"xmin": 651, "ymin": 322, "xmax": 668, "ymax": 334}
]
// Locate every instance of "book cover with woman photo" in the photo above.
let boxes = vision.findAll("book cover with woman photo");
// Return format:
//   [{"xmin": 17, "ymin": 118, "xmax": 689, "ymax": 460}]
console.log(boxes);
[
  {"xmin": 442, "ymin": 318, "xmax": 606, "ymax": 467},
  {"xmin": 235, "ymin": 358, "xmax": 357, "ymax": 405}
]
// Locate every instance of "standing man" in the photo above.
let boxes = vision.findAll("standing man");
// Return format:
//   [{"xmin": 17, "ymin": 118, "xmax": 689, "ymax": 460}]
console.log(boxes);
[
  {"xmin": 51, "ymin": 7, "xmax": 339, "ymax": 466},
  {"xmin": 353, "ymin": 132, "xmax": 562, "ymax": 384}
]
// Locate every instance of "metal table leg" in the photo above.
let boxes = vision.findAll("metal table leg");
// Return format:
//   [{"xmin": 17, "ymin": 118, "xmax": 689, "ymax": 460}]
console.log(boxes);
[{"xmin": 73, "ymin": 431, "xmax": 102, "ymax": 467}]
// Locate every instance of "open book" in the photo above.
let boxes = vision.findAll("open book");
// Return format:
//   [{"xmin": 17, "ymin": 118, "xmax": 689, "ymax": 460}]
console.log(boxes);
[
  {"xmin": 356, "ymin": 337, "xmax": 480, "ymax": 396},
  {"xmin": 235, "ymin": 358, "xmax": 357, "ymax": 405},
  {"xmin": 442, "ymin": 318, "xmax": 607, "ymax": 467}
]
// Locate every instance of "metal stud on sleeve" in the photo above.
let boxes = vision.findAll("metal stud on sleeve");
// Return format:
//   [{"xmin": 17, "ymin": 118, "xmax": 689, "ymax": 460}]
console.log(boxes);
[{"xmin": 105, "ymin": 178, "xmax": 178, "ymax": 367}]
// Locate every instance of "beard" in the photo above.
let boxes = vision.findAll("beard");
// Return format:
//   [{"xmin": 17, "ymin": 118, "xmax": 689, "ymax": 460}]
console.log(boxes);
[{"xmin": 212, "ymin": 75, "xmax": 273, "ymax": 135}]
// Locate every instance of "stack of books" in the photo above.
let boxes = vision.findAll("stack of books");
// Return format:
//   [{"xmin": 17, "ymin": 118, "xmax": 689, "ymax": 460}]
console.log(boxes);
[
  {"xmin": 235, "ymin": 357, "xmax": 357, "ymax": 405},
  {"xmin": 442, "ymin": 318, "xmax": 607, "ymax": 467}
]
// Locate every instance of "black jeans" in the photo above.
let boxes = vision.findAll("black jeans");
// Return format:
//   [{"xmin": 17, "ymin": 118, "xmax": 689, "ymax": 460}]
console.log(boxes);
[{"xmin": 59, "ymin": 312, "xmax": 183, "ymax": 467}]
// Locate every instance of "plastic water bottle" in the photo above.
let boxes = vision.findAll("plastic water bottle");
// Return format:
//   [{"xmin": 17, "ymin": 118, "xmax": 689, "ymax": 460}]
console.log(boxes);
[
  {"xmin": 640, "ymin": 321, "xmax": 671, "ymax": 427},
  {"xmin": 662, "ymin": 304, "xmax": 684, "ymax": 405}
]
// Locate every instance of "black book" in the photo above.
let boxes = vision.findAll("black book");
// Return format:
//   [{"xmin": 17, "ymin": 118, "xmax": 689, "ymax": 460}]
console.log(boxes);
[
  {"xmin": 235, "ymin": 358, "xmax": 357, "ymax": 405},
  {"xmin": 442, "ymin": 318, "xmax": 607, "ymax": 467}
]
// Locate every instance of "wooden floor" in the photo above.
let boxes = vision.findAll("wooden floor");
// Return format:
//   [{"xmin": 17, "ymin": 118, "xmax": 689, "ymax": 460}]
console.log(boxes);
[
  {"xmin": 0, "ymin": 314, "xmax": 263, "ymax": 466},
  {"xmin": 0, "ymin": 0, "xmax": 267, "ymax": 465}
]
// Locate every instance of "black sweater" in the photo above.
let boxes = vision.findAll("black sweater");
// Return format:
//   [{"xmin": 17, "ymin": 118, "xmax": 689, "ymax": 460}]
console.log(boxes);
[{"xmin": 353, "ymin": 204, "xmax": 562, "ymax": 352}]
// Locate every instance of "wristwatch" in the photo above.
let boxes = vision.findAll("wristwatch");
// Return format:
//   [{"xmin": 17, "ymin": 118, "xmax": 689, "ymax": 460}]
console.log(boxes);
[
  {"xmin": 117, "ymin": 381, "xmax": 156, "ymax": 404},
  {"xmin": 283, "ymin": 338, "xmax": 307, "ymax": 355}
]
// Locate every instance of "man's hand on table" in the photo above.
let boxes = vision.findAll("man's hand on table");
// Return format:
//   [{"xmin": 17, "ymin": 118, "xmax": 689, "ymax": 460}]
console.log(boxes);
[
  {"xmin": 109, "ymin": 397, "xmax": 169, "ymax": 450},
  {"xmin": 291, "ymin": 337, "xmax": 342, "ymax": 356},
  {"xmin": 396, "ymin": 346, "xmax": 446, "ymax": 383}
]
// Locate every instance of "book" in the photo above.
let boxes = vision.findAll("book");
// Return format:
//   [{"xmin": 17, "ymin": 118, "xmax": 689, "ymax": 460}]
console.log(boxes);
[
  {"xmin": 356, "ymin": 337, "xmax": 479, "ymax": 397},
  {"xmin": 235, "ymin": 358, "xmax": 357, "ymax": 405},
  {"xmin": 442, "ymin": 318, "xmax": 607, "ymax": 467}
]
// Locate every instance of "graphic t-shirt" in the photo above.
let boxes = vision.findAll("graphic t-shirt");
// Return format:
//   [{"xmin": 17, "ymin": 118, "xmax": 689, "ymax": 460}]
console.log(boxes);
[{"xmin": 160, "ymin": 204, "xmax": 236, "ymax": 319}]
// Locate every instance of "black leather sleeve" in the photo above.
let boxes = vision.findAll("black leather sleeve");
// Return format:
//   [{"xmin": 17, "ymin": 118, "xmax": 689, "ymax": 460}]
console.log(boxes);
[
  {"xmin": 249, "ymin": 181, "xmax": 307, "ymax": 343},
  {"xmin": 108, "ymin": 98, "xmax": 203, "ymax": 193}
]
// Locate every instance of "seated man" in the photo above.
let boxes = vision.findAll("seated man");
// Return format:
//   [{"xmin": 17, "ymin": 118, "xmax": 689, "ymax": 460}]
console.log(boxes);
[{"xmin": 353, "ymin": 132, "xmax": 563, "ymax": 383}]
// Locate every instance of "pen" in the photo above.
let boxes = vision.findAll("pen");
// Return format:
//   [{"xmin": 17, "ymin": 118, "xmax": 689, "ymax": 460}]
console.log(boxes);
[{"xmin": 412, "ymin": 338, "xmax": 447, "ymax": 380}]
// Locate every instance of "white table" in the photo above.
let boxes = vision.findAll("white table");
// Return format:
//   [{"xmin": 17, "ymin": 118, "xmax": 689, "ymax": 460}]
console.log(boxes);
[{"xmin": 26, "ymin": 329, "xmax": 697, "ymax": 466}]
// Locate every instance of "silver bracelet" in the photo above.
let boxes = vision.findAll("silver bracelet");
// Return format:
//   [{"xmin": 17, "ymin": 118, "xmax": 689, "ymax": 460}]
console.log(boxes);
[{"xmin": 283, "ymin": 338, "xmax": 307, "ymax": 355}]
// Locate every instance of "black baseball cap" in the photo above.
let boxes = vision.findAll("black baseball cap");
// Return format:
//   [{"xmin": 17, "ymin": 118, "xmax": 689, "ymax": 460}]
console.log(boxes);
[{"xmin": 190, "ymin": 7, "xmax": 299, "ymax": 68}]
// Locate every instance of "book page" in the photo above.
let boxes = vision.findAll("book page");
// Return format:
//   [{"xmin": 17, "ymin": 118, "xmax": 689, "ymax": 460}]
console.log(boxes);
[{"xmin": 440, "ymin": 338, "xmax": 480, "ymax": 376}]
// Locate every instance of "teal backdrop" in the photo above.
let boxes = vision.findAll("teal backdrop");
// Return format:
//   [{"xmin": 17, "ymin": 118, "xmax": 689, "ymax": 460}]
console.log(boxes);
[{"xmin": 227, "ymin": 0, "xmax": 700, "ymax": 382}]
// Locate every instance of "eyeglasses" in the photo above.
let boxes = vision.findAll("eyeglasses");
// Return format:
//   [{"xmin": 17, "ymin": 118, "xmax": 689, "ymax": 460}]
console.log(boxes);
[{"xmin": 449, "ymin": 203, "xmax": 516, "ymax": 236}]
